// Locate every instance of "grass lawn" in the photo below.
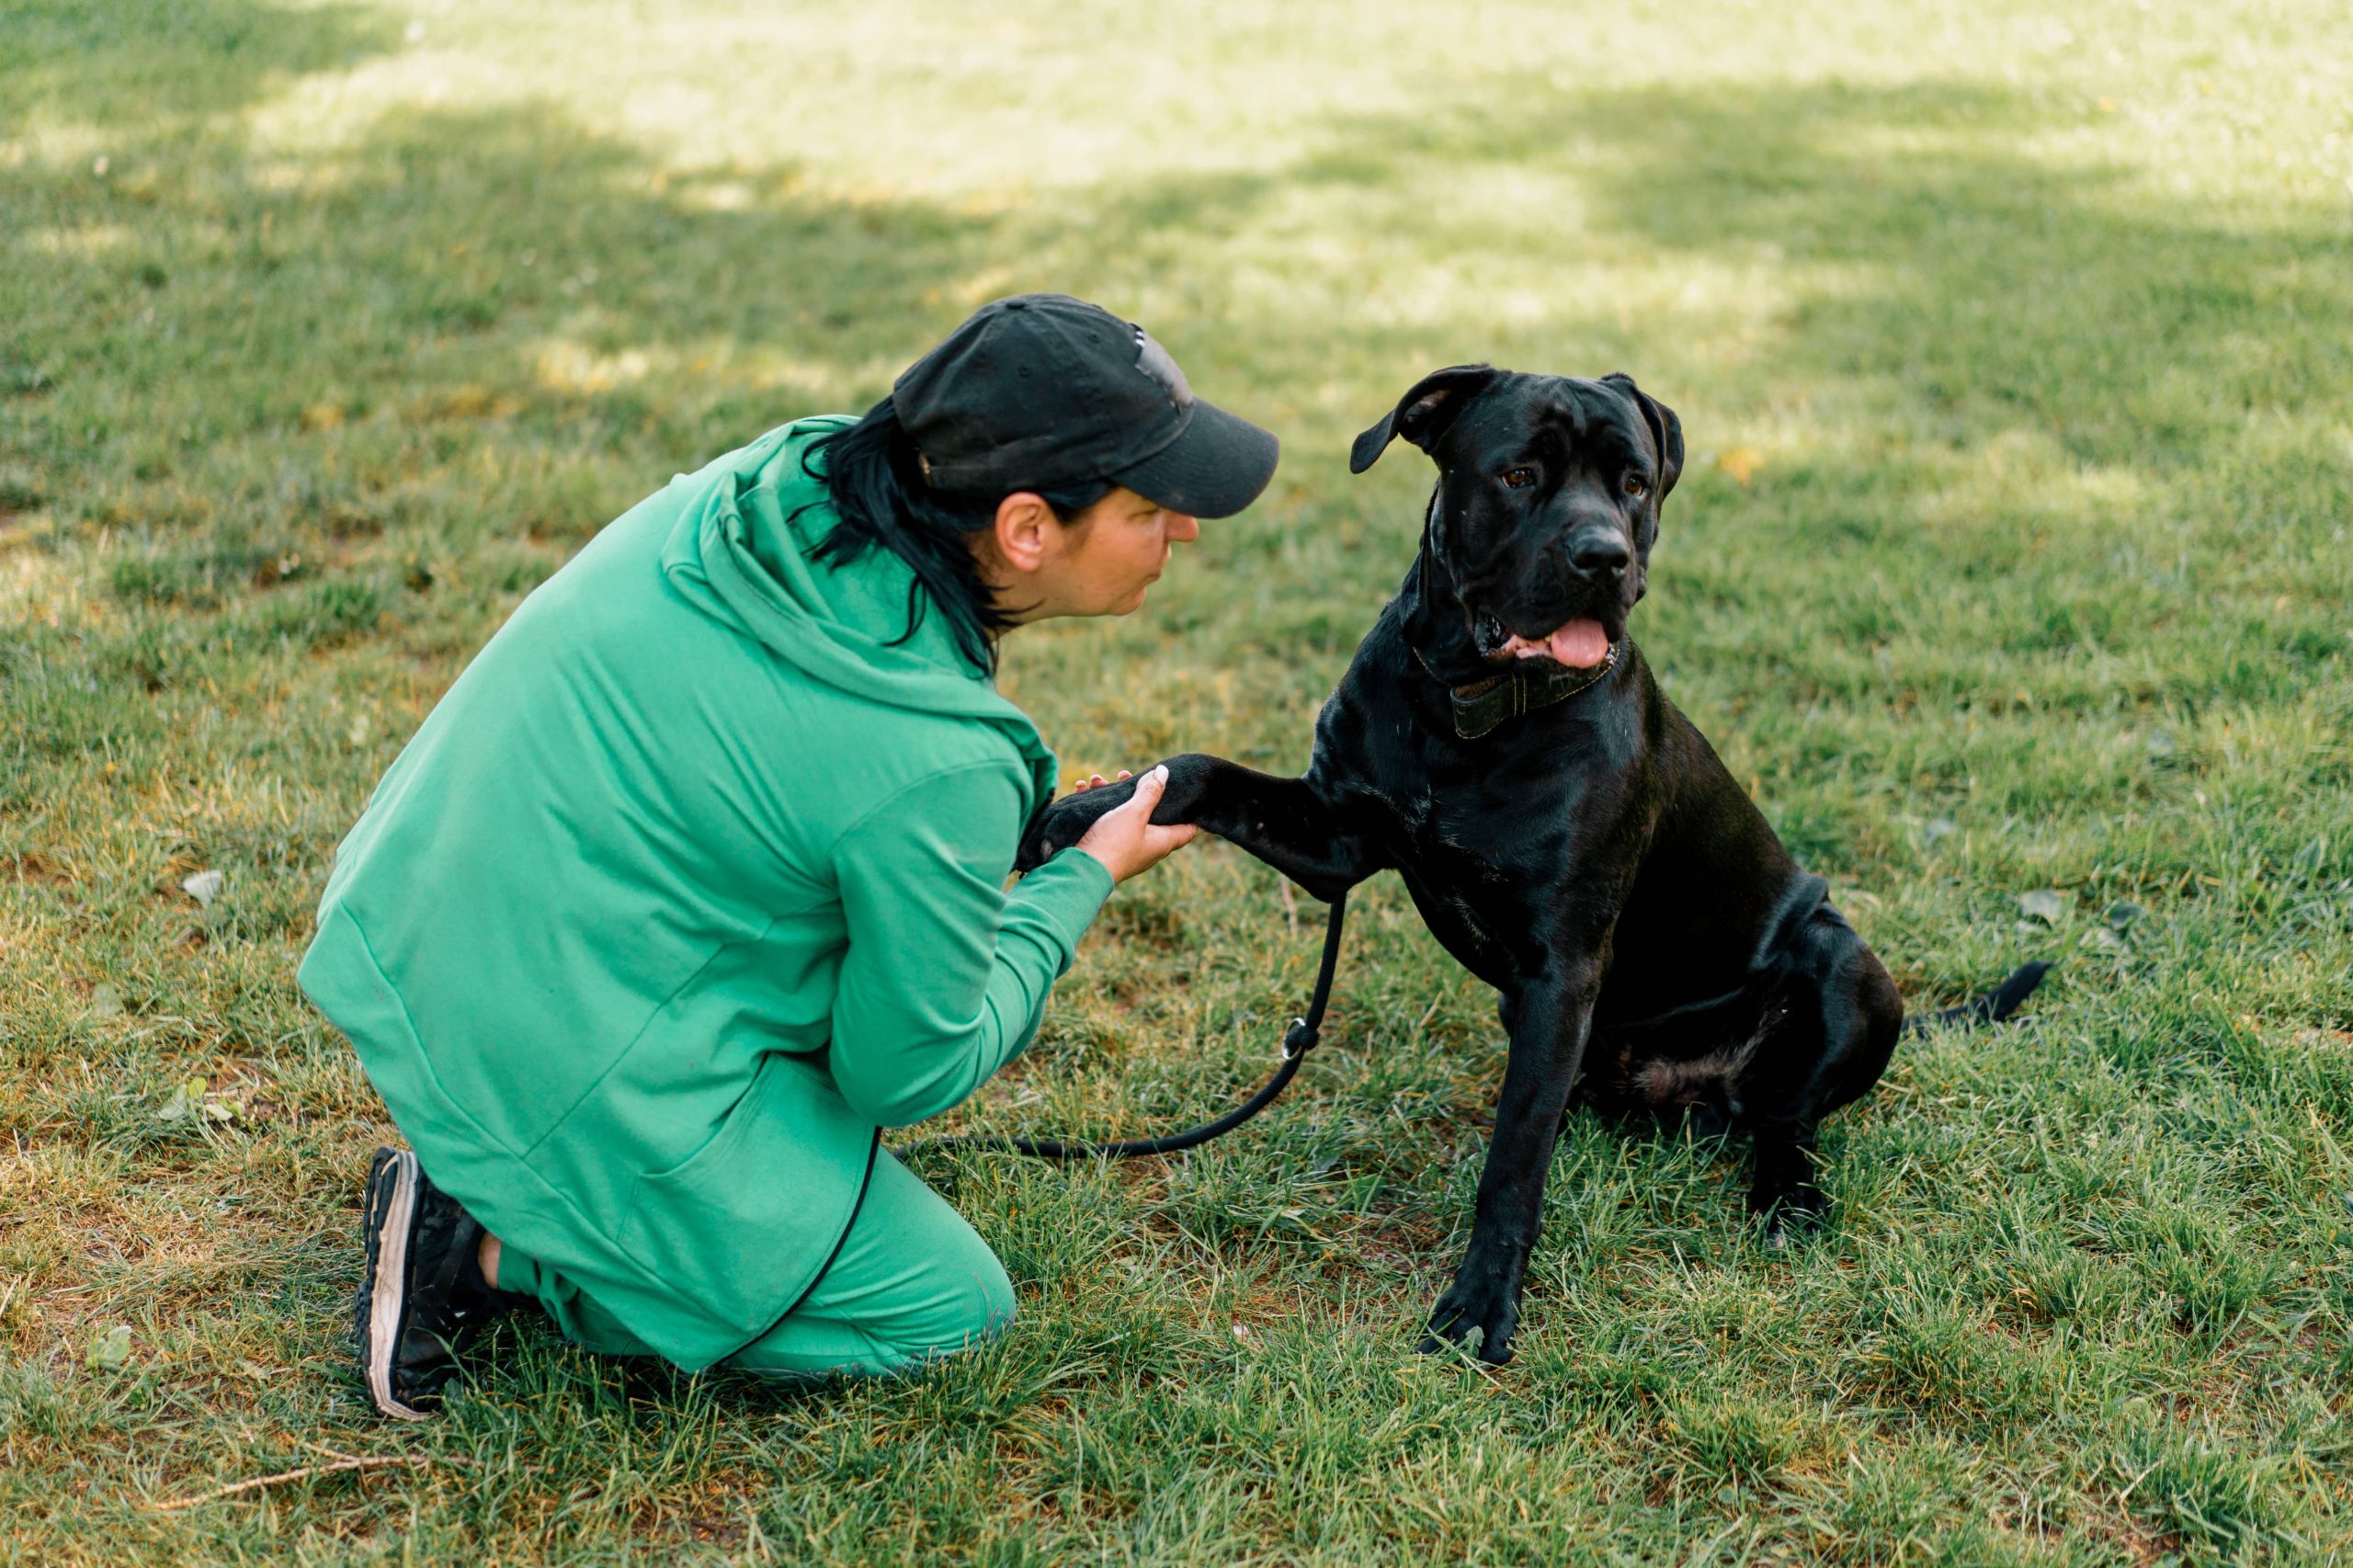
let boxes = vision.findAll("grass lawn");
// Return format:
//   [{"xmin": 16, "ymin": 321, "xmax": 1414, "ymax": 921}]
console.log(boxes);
[{"xmin": 5, "ymin": 0, "xmax": 2351, "ymax": 1561}]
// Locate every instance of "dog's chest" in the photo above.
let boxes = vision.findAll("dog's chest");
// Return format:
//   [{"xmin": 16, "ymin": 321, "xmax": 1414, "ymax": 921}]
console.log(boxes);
[
  {"xmin": 1368, "ymin": 767, "xmax": 1530, "ymax": 969},
  {"xmin": 1372, "ymin": 724, "xmax": 1558, "ymax": 866},
  {"xmin": 1383, "ymin": 770, "xmax": 1508, "ymax": 870},
  {"xmin": 1364, "ymin": 757, "xmax": 1524, "ymax": 918}
]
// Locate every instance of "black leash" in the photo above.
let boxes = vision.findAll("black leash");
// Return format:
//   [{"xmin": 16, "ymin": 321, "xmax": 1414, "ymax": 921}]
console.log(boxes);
[{"xmin": 899, "ymin": 891, "xmax": 1348, "ymax": 1162}]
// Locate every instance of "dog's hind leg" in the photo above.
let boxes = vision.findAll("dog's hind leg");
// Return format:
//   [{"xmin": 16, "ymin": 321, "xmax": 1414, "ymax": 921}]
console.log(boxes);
[{"xmin": 1736, "ymin": 915, "xmax": 1902, "ymax": 1245}]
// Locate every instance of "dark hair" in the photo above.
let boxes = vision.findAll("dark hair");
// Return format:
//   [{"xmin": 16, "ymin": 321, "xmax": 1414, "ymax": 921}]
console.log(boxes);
[{"xmin": 802, "ymin": 397, "xmax": 1112, "ymax": 675}]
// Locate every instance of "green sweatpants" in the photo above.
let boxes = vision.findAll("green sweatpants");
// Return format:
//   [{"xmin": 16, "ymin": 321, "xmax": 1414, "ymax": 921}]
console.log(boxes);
[{"xmin": 494, "ymin": 1151, "xmax": 1014, "ymax": 1380}]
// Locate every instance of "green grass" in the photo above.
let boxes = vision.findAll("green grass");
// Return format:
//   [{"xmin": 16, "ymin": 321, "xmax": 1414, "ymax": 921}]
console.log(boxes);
[{"xmin": 4, "ymin": 0, "xmax": 2350, "ymax": 1561}]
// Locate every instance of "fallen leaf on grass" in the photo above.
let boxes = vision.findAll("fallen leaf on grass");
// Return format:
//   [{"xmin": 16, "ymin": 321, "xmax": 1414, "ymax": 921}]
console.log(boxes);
[
  {"xmin": 87, "ymin": 1324, "xmax": 134, "ymax": 1371},
  {"xmin": 2018, "ymin": 889, "xmax": 2068, "ymax": 925},
  {"xmin": 159, "ymin": 1077, "xmax": 238, "ymax": 1125},
  {"xmin": 182, "ymin": 869, "xmax": 224, "ymax": 905},
  {"xmin": 89, "ymin": 983, "xmax": 125, "ymax": 1018},
  {"xmin": 1716, "ymin": 446, "xmax": 1764, "ymax": 485}
]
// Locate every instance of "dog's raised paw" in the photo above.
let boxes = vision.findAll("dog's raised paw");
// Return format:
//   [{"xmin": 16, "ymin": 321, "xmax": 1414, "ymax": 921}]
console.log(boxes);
[{"xmin": 1014, "ymin": 784, "xmax": 1137, "ymax": 872}]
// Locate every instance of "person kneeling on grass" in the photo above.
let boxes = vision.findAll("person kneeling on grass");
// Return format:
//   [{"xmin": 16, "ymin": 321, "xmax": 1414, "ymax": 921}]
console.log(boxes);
[{"xmin": 298, "ymin": 294, "xmax": 1279, "ymax": 1418}]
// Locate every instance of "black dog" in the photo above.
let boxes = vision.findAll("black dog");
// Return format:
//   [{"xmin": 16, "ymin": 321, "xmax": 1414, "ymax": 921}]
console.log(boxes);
[{"xmin": 1018, "ymin": 365, "xmax": 2047, "ymax": 1364}]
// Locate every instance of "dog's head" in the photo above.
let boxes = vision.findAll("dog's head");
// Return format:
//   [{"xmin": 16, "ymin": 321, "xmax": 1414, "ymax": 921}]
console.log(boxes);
[{"xmin": 1353, "ymin": 366, "xmax": 1683, "ymax": 667}]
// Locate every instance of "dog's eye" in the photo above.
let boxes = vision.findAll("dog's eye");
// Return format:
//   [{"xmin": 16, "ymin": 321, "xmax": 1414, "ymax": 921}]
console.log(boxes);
[
  {"xmin": 1502, "ymin": 467, "xmax": 1536, "ymax": 490},
  {"xmin": 1622, "ymin": 472, "xmax": 1649, "ymax": 499}
]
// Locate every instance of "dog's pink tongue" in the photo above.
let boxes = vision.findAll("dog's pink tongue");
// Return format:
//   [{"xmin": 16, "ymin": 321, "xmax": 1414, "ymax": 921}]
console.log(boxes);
[{"xmin": 1513, "ymin": 618, "xmax": 1609, "ymax": 667}]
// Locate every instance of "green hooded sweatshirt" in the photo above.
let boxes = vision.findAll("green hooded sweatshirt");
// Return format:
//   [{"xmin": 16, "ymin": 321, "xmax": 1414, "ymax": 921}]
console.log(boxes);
[{"xmin": 298, "ymin": 416, "xmax": 1113, "ymax": 1370}]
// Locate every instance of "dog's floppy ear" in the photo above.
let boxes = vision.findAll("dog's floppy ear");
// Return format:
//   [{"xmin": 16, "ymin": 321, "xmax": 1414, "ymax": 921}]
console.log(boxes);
[
  {"xmin": 1600, "ymin": 372, "xmax": 1684, "ymax": 503},
  {"xmin": 1349, "ymin": 364, "xmax": 1500, "ymax": 474}
]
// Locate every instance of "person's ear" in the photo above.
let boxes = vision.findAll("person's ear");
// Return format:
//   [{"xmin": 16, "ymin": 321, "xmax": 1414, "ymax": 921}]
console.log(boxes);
[
  {"xmin": 991, "ymin": 492, "xmax": 1057, "ymax": 574},
  {"xmin": 1349, "ymin": 364, "xmax": 1501, "ymax": 474},
  {"xmin": 1599, "ymin": 372, "xmax": 1684, "ymax": 505}
]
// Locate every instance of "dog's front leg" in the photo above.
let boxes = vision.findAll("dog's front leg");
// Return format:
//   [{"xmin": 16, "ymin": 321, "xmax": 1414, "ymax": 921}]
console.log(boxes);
[
  {"xmin": 1423, "ymin": 963, "xmax": 1601, "ymax": 1365},
  {"xmin": 1017, "ymin": 754, "xmax": 1379, "ymax": 901}
]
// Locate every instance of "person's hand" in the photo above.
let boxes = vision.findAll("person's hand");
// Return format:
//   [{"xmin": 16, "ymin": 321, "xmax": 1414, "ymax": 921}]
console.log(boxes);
[{"xmin": 1073, "ymin": 765, "xmax": 1198, "ymax": 884}]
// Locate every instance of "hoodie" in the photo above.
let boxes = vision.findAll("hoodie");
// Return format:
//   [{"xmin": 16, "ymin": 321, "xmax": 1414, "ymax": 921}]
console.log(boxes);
[{"xmin": 298, "ymin": 417, "xmax": 1114, "ymax": 1369}]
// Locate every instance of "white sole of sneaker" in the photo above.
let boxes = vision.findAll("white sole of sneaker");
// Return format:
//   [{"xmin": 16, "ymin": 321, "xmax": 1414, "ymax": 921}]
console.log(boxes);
[{"xmin": 367, "ymin": 1150, "xmax": 430, "ymax": 1421}]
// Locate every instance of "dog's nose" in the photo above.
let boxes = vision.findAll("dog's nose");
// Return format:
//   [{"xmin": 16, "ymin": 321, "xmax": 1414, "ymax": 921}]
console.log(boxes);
[{"xmin": 1567, "ymin": 528, "xmax": 1631, "ymax": 580}]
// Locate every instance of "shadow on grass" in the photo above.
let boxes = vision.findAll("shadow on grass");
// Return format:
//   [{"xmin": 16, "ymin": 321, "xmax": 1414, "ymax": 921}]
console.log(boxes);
[
  {"xmin": 1378, "ymin": 77, "xmax": 2348, "ymax": 457},
  {"xmin": 5, "ymin": 0, "xmax": 2344, "ymax": 1046},
  {"xmin": 3, "ymin": 3, "xmax": 2347, "ymax": 1497},
  {"xmin": 9, "ymin": 26, "xmax": 2348, "ymax": 494},
  {"xmin": 6, "ymin": 1, "xmax": 2343, "ymax": 987},
  {"xmin": 2, "ymin": 0, "xmax": 398, "ymax": 136}
]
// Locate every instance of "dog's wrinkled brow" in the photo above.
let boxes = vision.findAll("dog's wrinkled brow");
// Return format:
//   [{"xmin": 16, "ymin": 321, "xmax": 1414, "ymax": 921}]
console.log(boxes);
[
  {"xmin": 1532, "ymin": 395, "xmax": 1645, "ymax": 469},
  {"xmin": 1540, "ymin": 396, "xmax": 1589, "ymax": 439}
]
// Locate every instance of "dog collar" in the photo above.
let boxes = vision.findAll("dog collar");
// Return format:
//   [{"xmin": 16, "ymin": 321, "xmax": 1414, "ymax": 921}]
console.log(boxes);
[{"xmin": 1415, "ymin": 641, "xmax": 1620, "ymax": 740}]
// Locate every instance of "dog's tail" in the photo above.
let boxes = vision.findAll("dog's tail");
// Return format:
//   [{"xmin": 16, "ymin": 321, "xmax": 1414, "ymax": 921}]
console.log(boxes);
[{"xmin": 1900, "ymin": 961, "xmax": 2052, "ymax": 1037}]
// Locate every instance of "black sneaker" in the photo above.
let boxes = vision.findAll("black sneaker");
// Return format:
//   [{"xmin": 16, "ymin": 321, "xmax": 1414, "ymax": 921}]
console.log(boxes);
[{"xmin": 352, "ymin": 1146, "xmax": 517, "ymax": 1419}]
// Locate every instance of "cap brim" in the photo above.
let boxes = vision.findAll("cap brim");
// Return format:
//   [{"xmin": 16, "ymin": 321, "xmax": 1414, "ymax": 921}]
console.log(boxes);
[{"xmin": 1109, "ymin": 399, "xmax": 1279, "ymax": 519}]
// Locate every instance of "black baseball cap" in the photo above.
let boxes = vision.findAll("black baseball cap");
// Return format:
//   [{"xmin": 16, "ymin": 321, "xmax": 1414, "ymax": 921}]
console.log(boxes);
[{"xmin": 891, "ymin": 294, "xmax": 1279, "ymax": 518}]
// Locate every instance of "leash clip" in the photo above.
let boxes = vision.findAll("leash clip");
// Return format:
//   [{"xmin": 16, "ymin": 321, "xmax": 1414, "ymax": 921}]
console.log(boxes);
[{"xmin": 1281, "ymin": 1017, "xmax": 1316, "ymax": 1061}]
